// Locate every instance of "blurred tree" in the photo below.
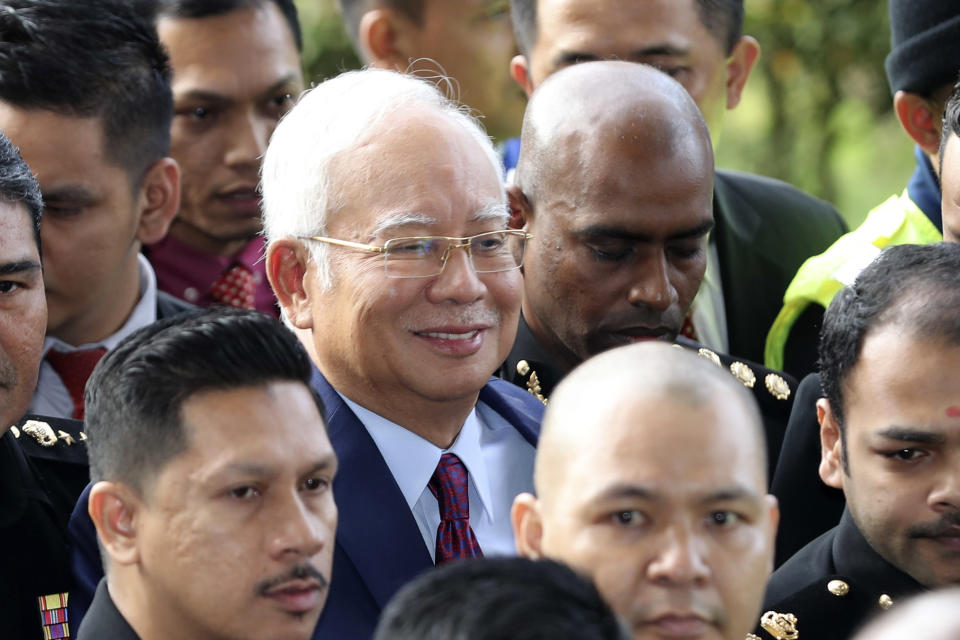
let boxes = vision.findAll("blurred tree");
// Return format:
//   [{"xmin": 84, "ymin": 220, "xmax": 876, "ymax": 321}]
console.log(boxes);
[
  {"xmin": 718, "ymin": 0, "xmax": 913, "ymax": 226},
  {"xmin": 294, "ymin": 0, "xmax": 361, "ymax": 84}
]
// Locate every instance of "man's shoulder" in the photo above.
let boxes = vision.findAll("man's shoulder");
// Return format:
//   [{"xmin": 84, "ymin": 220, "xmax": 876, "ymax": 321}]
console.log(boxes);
[
  {"xmin": 9, "ymin": 414, "xmax": 88, "ymax": 466},
  {"xmin": 715, "ymin": 169, "xmax": 845, "ymax": 223}
]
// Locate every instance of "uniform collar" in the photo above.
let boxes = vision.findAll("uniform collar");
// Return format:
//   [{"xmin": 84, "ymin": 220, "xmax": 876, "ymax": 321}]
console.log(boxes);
[{"xmin": 906, "ymin": 145, "xmax": 942, "ymax": 232}]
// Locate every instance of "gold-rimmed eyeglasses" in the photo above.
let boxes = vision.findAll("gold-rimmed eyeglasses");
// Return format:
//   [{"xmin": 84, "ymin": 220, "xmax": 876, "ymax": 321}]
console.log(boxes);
[{"xmin": 302, "ymin": 230, "xmax": 533, "ymax": 279}]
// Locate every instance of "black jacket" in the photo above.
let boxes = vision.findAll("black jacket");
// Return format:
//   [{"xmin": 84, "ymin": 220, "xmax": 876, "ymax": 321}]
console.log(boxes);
[
  {"xmin": 0, "ymin": 415, "xmax": 88, "ymax": 640},
  {"xmin": 759, "ymin": 509, "xmax": 925, "ymax": 640},
  {"xmin": 76, "ymin": 580, "xmax": 140, "ymax": 640}
]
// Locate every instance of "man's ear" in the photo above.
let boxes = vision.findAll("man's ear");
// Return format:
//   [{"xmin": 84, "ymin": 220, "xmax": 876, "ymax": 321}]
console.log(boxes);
[
  {"xmin": 817, "ymin": 398, "xmax": 845, "ymax": 489},
  {"xmin": 510, "ymin": 54, "xmax": 535, "ymax": 97},
  {"xmin": 894, "ymin": 90, "xmax": 942, "ymax": 157},
  {"xmin": 266, "ymin": 238, "xmax": 315, "ymax": 330},
  {"xmin": 135, "ymin": 157, "xmax": 180, "ymax": 245},
  {"xmin": 89, "ymin": 481, "xmax": 142, "ymax": 566},
  {"xmin": 359, "ymin": 8, "xmax": 419, "ymax": 70},
  {"xmin": 724, "ymin": 36, "xmax": 760, "ymax": 110},
  {"xmin": 507, "ymin": 184, "xmax": 533, "ymax": 230},
  {"xmin": 511, "ymin": 492, "xmax": 545, "ymax": 559}
]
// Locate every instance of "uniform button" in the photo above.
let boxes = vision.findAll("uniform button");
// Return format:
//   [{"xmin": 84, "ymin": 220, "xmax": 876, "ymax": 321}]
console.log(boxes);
[
  {"xmin": 827, "ymin": 579, "xmax": 849, "ymax": 596},
  {"xmin": 878, "ymin": 594, "xmax": 894, "ymax": 610}
]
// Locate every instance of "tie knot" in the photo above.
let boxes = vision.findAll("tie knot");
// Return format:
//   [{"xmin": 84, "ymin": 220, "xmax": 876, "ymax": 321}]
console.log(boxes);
[
  {"xmin": 209, "ymin": 263, "xmax": 256, "ymax": 309},
  {"xmin": 428, "ymin": 453, "xmax": 471, "ymax": 521},
  {"xmin": 46, "ymin": 347, "xmax": 108, "ymax": 420}
]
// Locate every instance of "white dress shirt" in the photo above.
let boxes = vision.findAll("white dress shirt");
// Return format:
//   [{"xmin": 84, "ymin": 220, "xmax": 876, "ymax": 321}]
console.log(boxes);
[
  {"xmin": 690, "ymin": 236, "xmax": 729, "ymax": 353},
  {"xmin": 340, "ymin": 393, "xmax": 536, "ymax": 563},
  {"xmin": 28, "ymin": 254, "xmax": 159, "ymax": 418}
]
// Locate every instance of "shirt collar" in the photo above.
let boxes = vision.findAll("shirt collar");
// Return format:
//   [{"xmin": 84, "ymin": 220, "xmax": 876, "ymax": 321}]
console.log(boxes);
[
  {"xmin": 906, "ymin": 145, "xmax": 942, "ymax": 232},
  {"xmin": 337, "ymin": 393, "xmax": 494, "ymax": 520},
  {"xmin": 42, "ymin": 253, "xmax": 158, "ymax": 355}
]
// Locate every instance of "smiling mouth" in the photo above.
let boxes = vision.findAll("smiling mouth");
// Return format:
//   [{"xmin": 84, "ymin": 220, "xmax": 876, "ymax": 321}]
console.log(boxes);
[
  {"xmin": 417, "ymin": 329, "xmax": 481, "ymax": 340},
  {"xmin": 640, "ymin": 614, "xmax": 711, "ymax": 638}
]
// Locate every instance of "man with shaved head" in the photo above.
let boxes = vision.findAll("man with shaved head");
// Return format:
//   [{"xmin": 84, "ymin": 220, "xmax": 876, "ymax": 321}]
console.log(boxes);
[
  {"xmin": 512, "ymin": 341, "xmax": 779, "ymax": 640},
  {"xmin": 501, "ymin": 61, "xmax": 796, "ymax": 473}
]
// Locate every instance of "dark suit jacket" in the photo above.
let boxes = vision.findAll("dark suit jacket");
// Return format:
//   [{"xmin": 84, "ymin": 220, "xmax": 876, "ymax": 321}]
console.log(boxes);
[
  {"xmin": 500, "ymin": 316, "xmax": 796, "ymax": 482},
  {"xmin": 713, "ymin": 170, "xmax": 847, "ymax": 364},
  {"xmin": 156, "ymin": 290, "xmax": 194, "ymax": 319},
  {"xmin": 759, "ymin": 509, "xmax": 924, "ymax": 640},
  {"xmin": 770, "ymin": 373, "xmax": 845, "ymax": 566},
  {"xmin": 67, "ymin": 368, "xmax": 543, "ymax": 640}
]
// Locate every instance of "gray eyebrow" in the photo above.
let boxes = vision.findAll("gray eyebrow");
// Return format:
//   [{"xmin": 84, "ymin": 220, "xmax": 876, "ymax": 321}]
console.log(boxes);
[{"xmin": 371, "ymin": 212, "xmax": 438, "ymax": 238}]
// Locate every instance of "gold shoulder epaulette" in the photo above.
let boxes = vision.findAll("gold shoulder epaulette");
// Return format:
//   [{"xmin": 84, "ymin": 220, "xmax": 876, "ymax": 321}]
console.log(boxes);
[{"xmin": 760, "ymin": 610, "xmax": 798, "ymax": 640}]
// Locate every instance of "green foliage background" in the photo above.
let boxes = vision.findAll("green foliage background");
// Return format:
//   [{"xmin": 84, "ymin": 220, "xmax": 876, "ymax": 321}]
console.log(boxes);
[{"xmin": 294, "ymin": 0, "xmax": 908, "ymax": 229}]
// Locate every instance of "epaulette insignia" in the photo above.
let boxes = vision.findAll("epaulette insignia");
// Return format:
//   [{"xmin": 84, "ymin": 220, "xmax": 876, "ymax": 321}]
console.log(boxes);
[
  {"xmin": 38, "ymin": 591, "xmax": 70, "ymax": 639},
  {"xmin": 827, "ymin": 579, "xmax": 849, "ymax": 596},
  {"xmin": 57, "ymin": 430, "xmax": 76, "ymax": 446},
  {"xmin": 21, "ymin": 420, "xmax": 58, "ymax": 447},
  {"xmin": 764, "ymin": 373, "xmax": 791, "ymax": 401},
  {"xmin": 10, "ymin": 425, "xmax": 20, "ymax": 438},
  {"xmin": 746, "ymin": 635, "xmax": 762, "ymax": 640},
  {"xmin": 879, "ymin": 594, "xmax": 894, "ymax": 610},
  {"xmin": 697, "ymin": 348, "xmax": 722, "ymax": 368},
  {"xmin": 516, "ymin": 360, "xmax": 547, "ymax": 406},
  {"xmin": 730, "ymin": 361, "xmax": 756, "ymax": 388},
  {"xmin": 760, "ymin": 610, "xmax": 798, "ymax": 640}
]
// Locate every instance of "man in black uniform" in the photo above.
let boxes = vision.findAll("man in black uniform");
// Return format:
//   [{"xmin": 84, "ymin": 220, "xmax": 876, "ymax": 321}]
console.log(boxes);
[
  {"xmin": 758, "ymin": 243, "xmax": 960, "ymax": 640},
  {"xmin": 0, "ymin": 130, "xmax": 88, "ymax": 638},
  {"xmin": 500, "ymin": 60, "xmax": 796, "ymax": 475}
]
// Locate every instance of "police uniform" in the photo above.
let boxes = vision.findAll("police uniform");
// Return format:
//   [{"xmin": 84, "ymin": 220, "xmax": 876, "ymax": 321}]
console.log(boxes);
[
  {"xmin": 0, "ymin": 415, "xmax": 88, "ymax": 640},
  {"xmin": 754, "ymin": 509, "xmax": 924, "ymax": 640},
  {"xmin": 499, "ymin": 315, "xmax": 798, "ymax": 481}
]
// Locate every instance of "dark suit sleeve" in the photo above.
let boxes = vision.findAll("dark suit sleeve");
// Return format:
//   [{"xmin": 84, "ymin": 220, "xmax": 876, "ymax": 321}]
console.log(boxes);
[{"xmin": 771, "ymin": 373, "xmax": 845, "ymax": 567}]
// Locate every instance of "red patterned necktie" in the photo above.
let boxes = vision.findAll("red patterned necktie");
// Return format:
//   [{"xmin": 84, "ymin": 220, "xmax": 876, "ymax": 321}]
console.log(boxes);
[
  {"xmin": 680, "ymin": 311, "xmax": 698, "ymax": 341},
  {"xmin": 45, "ymin": 347, "xmax": 108, "ymax": 420},
  {"xmin": 209, "ymin": 263, "xmax": 256, "ymax": 309},
  {"xmin": 428, "ymin": 453, "xmax": 483, "ymax": 565}
]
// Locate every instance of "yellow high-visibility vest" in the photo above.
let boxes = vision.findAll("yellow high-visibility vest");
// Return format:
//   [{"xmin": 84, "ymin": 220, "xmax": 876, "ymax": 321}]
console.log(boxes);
[{"xmin": 764, "ymin": 190, "xmax": 943, "ymax": 370}]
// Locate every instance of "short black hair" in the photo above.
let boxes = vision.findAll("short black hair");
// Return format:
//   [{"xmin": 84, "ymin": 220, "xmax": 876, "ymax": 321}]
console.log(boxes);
[
  {"xmin": 0, "ymin": 0, "xmax": 172, "ymax": 185},
  {"xmin": 939, "ymin": 75, "xmax": 960, "ymax": 171},
  {"xmin": 156, "ymin": 0, "xmax": 303, "ymax": 51},
  {"xmin": 85, "ymin": 308, "xmax": 325, "ymax": 493},
  {"xmin": 338, "ymin": 0, "xmax": 423, "ymax": 46},
  {"xmin": 373, "ymin": 557, "xmax": 630, "ymax": 640},
  {"xmin": 511, "ymin": 0, "xmax": 743, "ymax": 57},
  {"xmin": 0, "ymin": 130, "xmax": 41, "ymax": 250},
  {"xmin": 819, "ymin": 243, "xmax": 960, "ymax": 442}
]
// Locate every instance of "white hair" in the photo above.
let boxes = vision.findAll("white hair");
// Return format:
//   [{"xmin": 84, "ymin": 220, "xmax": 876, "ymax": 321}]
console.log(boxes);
[{"xmin": 261, "ymin": 67, "xmax": 506, "ymax": 291}]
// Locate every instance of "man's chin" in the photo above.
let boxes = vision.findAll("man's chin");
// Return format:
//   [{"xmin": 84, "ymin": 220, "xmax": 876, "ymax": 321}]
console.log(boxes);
[{"xmin": 587, "ymin": 330, "xmax": 677, "ymax": 355}]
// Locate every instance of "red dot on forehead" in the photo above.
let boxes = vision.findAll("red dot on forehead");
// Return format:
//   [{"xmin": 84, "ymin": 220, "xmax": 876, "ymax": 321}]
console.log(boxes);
[{"xmin": 947, "ymin": 406, "xmax": 960, "ymax": 418}]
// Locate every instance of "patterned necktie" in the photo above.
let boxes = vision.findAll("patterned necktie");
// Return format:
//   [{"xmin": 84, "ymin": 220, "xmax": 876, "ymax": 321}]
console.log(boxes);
[
  {"xmin": 428, "ymin": 453, "xmax": 483, "ymax": 565},
  {"xmin": 45, "ymin": 347, "xmax": 108, "ymax": 420},
  {"xmin": 208, "ymin": 263, "xmax": 256, "ymax": 309}
]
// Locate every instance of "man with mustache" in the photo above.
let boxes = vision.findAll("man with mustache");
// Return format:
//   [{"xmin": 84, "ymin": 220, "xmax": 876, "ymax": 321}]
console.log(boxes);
[
  {"xmin": 500, "ymin": 61, "xmax": 794, "ymax": 476},
  {"xmin": 759, "ymin": 242, "xmax": 960, "ymax": 640},
  {"xmin": 76, "ymin": 308, "xmax": 338, "ymax": 640},
  {"xmin": 512, "ymin": 341, "xmax": 779, "ymax": 640},
  {"xmin": 259, "ymin": 67, "xmax": 543, "ymax": 638}
]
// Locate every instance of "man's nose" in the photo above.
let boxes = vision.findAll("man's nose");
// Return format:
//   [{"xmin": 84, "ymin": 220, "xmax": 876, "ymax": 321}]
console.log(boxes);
[
  {"xmin": 224, "ymin": 110, "xmax": 270, "ymax": 169},
  {"xmin": 267, "ymin": 494, "xmax": 332, "ymax": 560},
  {"xmin": 426, "ymin": 243, "xmax": 486, "ymax": 304},
  {"xmin": 627, "ymin": 251, "xmax": 677, "ymax": 311},
  {"xmin": 645, "ymin": 526, "xmax": 711, "ymax": 586}
]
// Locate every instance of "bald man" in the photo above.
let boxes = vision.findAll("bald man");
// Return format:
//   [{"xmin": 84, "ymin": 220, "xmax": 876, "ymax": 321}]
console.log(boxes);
[
  {"xmin": 512, "ymin": 341, "xmax": 779, "ymax": 640},
  {"xmin": 501, "ymin": 61, "xmax": 796, "ymax": 474}
]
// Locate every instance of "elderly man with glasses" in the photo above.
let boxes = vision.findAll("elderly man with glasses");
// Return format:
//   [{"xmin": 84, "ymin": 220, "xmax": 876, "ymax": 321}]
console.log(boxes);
[{"xmin": 259, "ymin": 68, "xmax": 544, "ymax": 639}]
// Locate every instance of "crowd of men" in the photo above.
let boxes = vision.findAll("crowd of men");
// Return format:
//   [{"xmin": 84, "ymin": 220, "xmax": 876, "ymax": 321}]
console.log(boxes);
[{"xmin": 1, "ymin": 0, "xmax": 959, "ymax": 639}]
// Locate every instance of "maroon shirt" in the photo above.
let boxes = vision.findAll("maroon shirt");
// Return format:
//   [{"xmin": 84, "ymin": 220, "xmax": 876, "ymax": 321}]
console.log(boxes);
[{"xmin": 146, "ymin": 234, "xmax": 278, "ymax": 317}]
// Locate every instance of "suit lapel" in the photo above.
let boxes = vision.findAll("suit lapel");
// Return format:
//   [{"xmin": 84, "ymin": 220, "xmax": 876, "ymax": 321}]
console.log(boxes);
[
  {"xmin": 310, "ymin": 368, "xmax": 432, "ymax": 610},
  {"xmin": 478, "ymin": 378, "xmax": 541, "ymax": 447}
]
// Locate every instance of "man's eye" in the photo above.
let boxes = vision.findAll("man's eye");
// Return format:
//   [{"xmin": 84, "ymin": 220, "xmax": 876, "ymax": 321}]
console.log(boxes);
[
  {"xmin": 884, "ymin": 448, "xmax": 926, "ymax": 462},
  {"xmin": 0, "ymin": 281, "xmax": 22, "ymax": 294},
  {"xmin": 611, "ymin": 510, "xmax": 646, "ymax": 526},
  {"xmin": 44, "ymin": 204, "xmax": 82, "ymax": 218},
  {"xmin": 708, "ymin": 511, "xmax": 741, "ymax": 528},
  {"xmin": 230, "ymin": 486, "xmax": 260, "ymax": 500},
  {"xmin": 389, "ymin": 239, "xmax": 436, "ymax": 258},
  {"xmin": 589, "ymin": 245, "xmax": 632, "ymax": 262},
  {"xmin": 669, "ymin": 244, "xmax": 703, "ymax": 260},
  {"xmin": 271, "ymin": 93, "xmax": 294, "ymax": 108},
  {"xmin": 302, "ymin": 476, "xmax": 330, "ymax": 492},
  {"xmin": 191, "ymin": 107, "xmax": 209, "ymax": 120}
]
